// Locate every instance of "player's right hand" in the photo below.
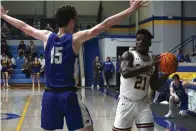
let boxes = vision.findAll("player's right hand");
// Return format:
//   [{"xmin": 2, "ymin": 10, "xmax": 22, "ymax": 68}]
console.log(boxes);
[
  {"xmin": 1, "ymin": 5, "xmax": 9, "ymax": 17},
  {"xmin": 146, "ymin": 55, "xmax": 161, "ymax": 68}
]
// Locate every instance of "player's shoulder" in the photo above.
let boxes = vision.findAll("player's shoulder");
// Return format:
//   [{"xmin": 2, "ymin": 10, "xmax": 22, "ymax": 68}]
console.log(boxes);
[{"xmin": 122, "ymin": 51, "xmax": 134, "ymax": 61}]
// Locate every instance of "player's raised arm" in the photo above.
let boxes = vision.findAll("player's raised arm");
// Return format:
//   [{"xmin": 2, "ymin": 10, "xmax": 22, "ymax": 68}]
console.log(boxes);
[
  {"xmin": 1, "ymin": 5, "xmax": 51, "ymax": 44},
  {"xmin": 73, "ymin": 0, "xmax": 145, "ymax": 52}
]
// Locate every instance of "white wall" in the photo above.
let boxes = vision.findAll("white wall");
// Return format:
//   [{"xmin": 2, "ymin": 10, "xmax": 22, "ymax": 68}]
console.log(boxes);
[
  {"xmin": 183, "ymin": 1, "xmax": 196, "ymax": 53},
  {"xmin": 2, "ymin": 1, "xmax": 44, "ymax": 16},
  {"xmin": 139, "ymin": 1, "xmax": 153, "ymax": 21}
]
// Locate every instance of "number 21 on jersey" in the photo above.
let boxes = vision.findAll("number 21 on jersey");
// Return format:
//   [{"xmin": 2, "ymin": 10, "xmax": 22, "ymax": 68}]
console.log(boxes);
[
  {"xmin": 134, "ymin": 76, "xmax": 147, "ymax": 90},
  {"xmin": 51, "ymin": 47, "xmax": 63, "ymax": 64}
]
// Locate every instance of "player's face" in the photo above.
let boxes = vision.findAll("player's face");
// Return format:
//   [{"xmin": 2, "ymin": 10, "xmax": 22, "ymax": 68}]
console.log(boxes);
[
  {"xmin": 173, "ymin": 78, "xmax": 180, "ymax": 86},
  {"xmin": 136, "ymin": 34, "xmax": 150, "ymax": 54}
]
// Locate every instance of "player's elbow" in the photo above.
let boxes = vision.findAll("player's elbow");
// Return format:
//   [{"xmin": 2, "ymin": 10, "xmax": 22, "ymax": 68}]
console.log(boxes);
[{"xmin": 121, "ymin": 70, "xmax": 134, "ymax": 79}]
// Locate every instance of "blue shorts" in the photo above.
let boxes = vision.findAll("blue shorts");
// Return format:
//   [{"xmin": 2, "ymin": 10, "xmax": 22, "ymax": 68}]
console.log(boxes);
[
  {"xmin": 2, "ymin": 67, "xmax": 8, "ymax": 72},
  {"xmin": 41, "ymin": 91, "xmax": 93, "ymax": 130}
]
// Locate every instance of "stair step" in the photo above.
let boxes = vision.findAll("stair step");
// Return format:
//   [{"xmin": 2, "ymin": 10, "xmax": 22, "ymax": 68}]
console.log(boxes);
[
  {"xmin": 11, "ymin": 74, "xmax": 27, "ymax": 79},
  {"xmin": 14, "ymin": 69, "xmax": 22, "ymax": 74}
]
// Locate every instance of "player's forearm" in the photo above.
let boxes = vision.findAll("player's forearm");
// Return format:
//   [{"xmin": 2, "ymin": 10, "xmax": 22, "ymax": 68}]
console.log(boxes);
[
  {"xmin": 2, "ymin": 14, "xmax": 32, "ymax": 35},
  {"xmin": 91, "ymin": 7, "xmax": 134, "ymax": 36},
  {"xmin": 151, "ymin": 75, "xmax": 169, "ymax": 90},
  {"xmin": 121, "ymin": 66, "xmax": 149, "ymax": 79}
]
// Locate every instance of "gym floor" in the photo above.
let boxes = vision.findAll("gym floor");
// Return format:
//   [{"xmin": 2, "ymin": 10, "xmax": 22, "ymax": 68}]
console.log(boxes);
[{"xmin": 1, "ymin": 87, "xmax": 194, "ymax": 131}]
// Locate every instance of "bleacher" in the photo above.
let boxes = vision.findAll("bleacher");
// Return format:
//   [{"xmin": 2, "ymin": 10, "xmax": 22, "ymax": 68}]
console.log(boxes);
[{"xmin": 5, "ymin": 44, "xmax": 45, "ymax": 84}]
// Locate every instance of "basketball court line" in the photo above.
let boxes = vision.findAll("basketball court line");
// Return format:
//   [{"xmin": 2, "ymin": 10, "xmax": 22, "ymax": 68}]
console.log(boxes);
[{"xmin": 16, "ymin": 95, "xmax": 31, "ymax": 131}]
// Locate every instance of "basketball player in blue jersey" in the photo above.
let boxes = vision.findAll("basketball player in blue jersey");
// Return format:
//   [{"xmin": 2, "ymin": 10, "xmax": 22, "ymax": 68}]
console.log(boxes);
[
  {"xmin": 1, "ymin": 1, "xmax": 146, "ymax": 131},
  {"xmin": 164, "ymin": 74, "xmax": 196, "ymax": 118}
]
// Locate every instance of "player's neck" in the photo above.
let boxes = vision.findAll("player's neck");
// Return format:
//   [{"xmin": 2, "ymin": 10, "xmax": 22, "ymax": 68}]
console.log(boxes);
[{"xmin": 57, "ymin": 27, "xmax": 72, "ymax": 37}]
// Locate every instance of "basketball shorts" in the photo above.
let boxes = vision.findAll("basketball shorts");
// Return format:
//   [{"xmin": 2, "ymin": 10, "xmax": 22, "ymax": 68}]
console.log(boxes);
[
  {"xmin": 113, "ymin": 95, "xmax": 154, "ymax": 131},
  {"xmin": 176, "ymin": 94, "xmax": 188, "ymax": 110},
  {"xmin": 1, "ymin": 67, "xmax": 8, "ymax": 73},
  {"xmin": 41, "ymin": 91, "xmax": 93, "ymax": 130}
]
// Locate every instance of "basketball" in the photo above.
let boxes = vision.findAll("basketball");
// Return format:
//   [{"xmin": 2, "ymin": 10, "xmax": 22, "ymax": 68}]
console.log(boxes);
[{"xmin": 159, "ymin": 52, "xmax": 178, "ymax": 74}]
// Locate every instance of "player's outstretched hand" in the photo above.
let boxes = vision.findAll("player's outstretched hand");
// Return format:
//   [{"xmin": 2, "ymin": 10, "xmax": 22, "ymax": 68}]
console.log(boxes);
[
  {"xmin": 1, "ymin": 5, "xmax": 9, "ymax": 17},
  {"xmin": 130, "ymin": 0, "xmax": 148, "ymax": 10}
]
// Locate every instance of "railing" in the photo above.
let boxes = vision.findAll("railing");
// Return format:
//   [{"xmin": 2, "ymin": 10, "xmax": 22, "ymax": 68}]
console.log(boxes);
[{"xmin": 169, "ymin": 35, "xmax": 196, "ymax": 53}]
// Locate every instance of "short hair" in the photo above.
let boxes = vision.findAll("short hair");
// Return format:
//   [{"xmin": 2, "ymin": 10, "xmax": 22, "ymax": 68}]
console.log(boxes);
[
  {"xmin": 136, "ymin": 29, "xmax": 153, "ymax": 41},
  {"xmin": 172, "ymin": 74, "xmax": 180, "ymax": 80},
  {"xmin": 55, "ymin": 5, "xmax": 77, "ymax": 28}
]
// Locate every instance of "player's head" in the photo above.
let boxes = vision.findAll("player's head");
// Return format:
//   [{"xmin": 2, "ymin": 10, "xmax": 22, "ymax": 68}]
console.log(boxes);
[
  {"xmin": 55, "ymin": 5, "xmax": 77, "ymax": 33},
  {"xmin": 172, "ymin": 74, "xmax": 180, "ymax": 86},
  {"xmin": 136, "ymin": 29, "xmax": 153, "ymax": 54}
]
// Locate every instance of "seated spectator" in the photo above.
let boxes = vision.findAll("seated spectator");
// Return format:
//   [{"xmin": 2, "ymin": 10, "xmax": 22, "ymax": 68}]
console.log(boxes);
[
  {"xmin": 184, "ymin": 54, "xmax": 191, "ymax": 63},
  {"xmin": 9, "ymin": 54, "xmax": 16, "ymax": 69},
  {"xmin": 17, "ymin": 40, "xmax": 26, "ymax": 59},
  {"xmin": 1, "ymin": 40, "xmax": 9, "ymax": 55},
  {"xmin": 31, "ymin": 57, "xmax": 41, "ymax": 91},
  {"xmin": 38, "ymin": 54, "xmax": 45, "ymax": 76},
  {"xmin": 26, "ymin": 40, "xmax": 37, "ymax": 59},
  {"xmin": 1, "ymin": 22, "xmax": 10, "ymax": 38},
  {"xmin": 176, "ymin": 49, "xmax": 184, "ymax": 62},
  {"xmin": 21, "ymin": 58, "xmax": 31, "ymax": 78}
]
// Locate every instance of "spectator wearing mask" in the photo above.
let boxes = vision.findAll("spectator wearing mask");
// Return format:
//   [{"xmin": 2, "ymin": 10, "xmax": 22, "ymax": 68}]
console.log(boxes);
[
  {"xmin": 103, "ymin": 57, "xmax": 114, "ymax": 88},
  {"xmin": 116, "ymin": 55, "xmax": 121, "ymax": 92},
  {"xmin": 38, "ymin": 54, "xmax": 45, "ymax": 76},
  {"xmin": 176, "ymin": 49, "xmax": 184, "ymax": 62},
  {"xmin": 91, "ymin": 56, "xmax": 102, "ymax": 89},
  {"xmin": 17, "ymin": 40, "xmax": 26, "ymax": 59},
  {"xmin": 21, "ymin": 58, "xmax": 31, "ymax": 78},
  {"xmin": 184, "ymin": 54, "xmax": 191, "ymax": 63}
]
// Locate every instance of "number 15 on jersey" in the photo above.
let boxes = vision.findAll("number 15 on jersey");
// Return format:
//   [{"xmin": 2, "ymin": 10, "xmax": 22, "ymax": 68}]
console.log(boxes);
[{"xmin": 51, "ymin": 47, "xmax": 63, "ymax": 64}]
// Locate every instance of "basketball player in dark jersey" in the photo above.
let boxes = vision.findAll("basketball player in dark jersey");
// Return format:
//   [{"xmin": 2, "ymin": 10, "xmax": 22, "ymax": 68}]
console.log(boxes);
[{"xmin": 1, "ymin": 1, "xmax": 145, "ymax": 130}]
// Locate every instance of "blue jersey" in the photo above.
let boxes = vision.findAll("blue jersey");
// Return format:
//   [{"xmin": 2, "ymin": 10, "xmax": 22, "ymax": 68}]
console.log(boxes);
[
  {"xmin": 172, "ymin": 81, "xmax": 187, "ymax": 99},
  {"xmin": 44, "ymin": 33, "xmax": 76, "ymax": 88}
]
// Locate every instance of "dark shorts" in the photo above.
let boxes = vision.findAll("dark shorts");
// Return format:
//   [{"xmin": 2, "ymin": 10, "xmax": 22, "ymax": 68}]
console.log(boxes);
[
  {"xmin": 2, "ymin": 67, "xmax": 8, "ymax": 72},
  {"xmin": 41, "ymin": 91, "xmax": 93, "ymax": 130}
]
